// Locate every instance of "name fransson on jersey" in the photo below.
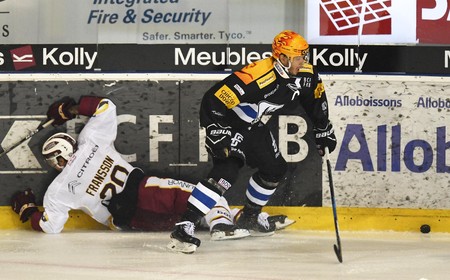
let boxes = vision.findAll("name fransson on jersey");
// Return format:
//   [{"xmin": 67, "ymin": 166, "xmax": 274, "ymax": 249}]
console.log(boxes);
[{"xmin": 85, "ymin": 154, "xmax": 115, "ymax": 196}]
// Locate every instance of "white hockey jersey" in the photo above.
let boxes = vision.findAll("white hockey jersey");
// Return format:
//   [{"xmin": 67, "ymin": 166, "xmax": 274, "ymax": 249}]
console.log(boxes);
[{"xmin": 40, "ymin": 99, "xmax": 135, "ymax": 233}]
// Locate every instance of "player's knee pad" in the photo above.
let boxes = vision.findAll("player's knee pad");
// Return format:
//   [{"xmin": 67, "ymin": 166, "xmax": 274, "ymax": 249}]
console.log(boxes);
[
  {"xmin": 187, "ymin": 158, "xmax": 241, "ymax": 217},
  {"xmin": 204, "ymin": 197, "xmax": 233, "ymax": 228},
  {"xmin": 253, "ymin": 172, "xmax": 279, "ymax": 188},
  {"xmin": 187, "ymin": 178, "xmax": 227, "ymax": 218},
  {"xmin": 258, "ymin": 158, "xmax": 287, "ymax": 185}
]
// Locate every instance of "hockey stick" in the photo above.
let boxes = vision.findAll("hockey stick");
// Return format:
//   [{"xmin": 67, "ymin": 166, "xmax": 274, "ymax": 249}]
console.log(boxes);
[
  {"xmin": 0, "ymin": 119, "xmax": 54, "ymax": 158},
  {"xmin": 325, "ymin": 146, "xmax": 343, "ymax": 263}
]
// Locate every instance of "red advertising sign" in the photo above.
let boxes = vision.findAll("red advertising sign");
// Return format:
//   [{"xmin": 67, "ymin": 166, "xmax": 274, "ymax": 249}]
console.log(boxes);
[{"xmin": 417, "ymin": 0, "xmax": 450, "ymax": 44}]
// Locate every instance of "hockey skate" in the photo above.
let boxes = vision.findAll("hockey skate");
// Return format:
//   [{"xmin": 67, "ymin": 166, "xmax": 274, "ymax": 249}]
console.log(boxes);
[
  {"xmin": 236, "ymin": 211, "xmax": 276, "ymax": 237},
  {"xmin": 167, "ymin": 221, "xmax": 201, "ymax": 254},
  {"xmin": 210, "ymin": 223, "xmax": 250, "ymax": 241},
  {"xmin": 267, "ymin": 214, "xmax": 296, "ymax": 230}
]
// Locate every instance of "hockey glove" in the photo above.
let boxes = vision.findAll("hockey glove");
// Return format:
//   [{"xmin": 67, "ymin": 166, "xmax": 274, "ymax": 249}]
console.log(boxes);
[
  {"xmin": 314, "ymin": 121, "xmax": 337, "ymax": 156},
  {"xmin": 46, "ymin": 97, "xmax": 77, "ymax": 126},
  {"xmin": 11, "ymin": 188, "xmax": 38, "ymax": 223},
  {"xmin": 205, "ymin": 123, "xmax": 232, "ymax": 159}
]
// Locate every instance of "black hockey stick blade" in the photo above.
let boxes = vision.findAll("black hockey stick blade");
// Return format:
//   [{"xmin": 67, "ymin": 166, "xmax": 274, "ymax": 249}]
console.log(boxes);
[
  {"xmin": 0, "ymin": 119, "xmax": 54, "ymax": 158},
  {"xmin": 334, "ymin": 244, "xmax": 343, "ymax": 263}
]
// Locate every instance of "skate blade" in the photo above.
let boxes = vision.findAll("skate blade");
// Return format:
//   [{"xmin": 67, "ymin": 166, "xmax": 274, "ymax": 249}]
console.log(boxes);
[
  {"xmin": 275, "ymin": 218, "xmax": 296, "ymax": 230},
  {"xmin": 210, "ymin": 229, "xmax": 251, "ymax": 241},
  {"xmin": 166, "ymin": 239, "xmax": 197, "ymax": 254},
  {"xmin": 249, "ymin": 230, "xmax": 275, "ymax": 237}
]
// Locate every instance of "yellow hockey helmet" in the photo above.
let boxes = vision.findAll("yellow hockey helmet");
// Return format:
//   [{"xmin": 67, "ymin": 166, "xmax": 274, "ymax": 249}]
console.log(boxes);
[{"xmin": 272, "ymin": 30, "xmax": 309, "ymax": 59}]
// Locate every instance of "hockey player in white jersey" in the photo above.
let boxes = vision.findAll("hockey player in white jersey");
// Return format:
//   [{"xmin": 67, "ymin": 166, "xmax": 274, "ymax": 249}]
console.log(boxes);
[{"xmin": 11, "ymin": 96, "xmax": 293, "ymax": 248}]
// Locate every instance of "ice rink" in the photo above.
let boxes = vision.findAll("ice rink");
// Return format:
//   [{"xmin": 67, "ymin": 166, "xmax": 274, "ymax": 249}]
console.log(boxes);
[{"xmin": 0, "ymin": 229, "xmax": 449, "ymax": 280}]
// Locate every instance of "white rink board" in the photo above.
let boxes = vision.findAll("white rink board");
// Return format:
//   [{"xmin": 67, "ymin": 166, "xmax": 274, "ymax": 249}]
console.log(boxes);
[{"xmin": 324, "ymin": 75, "xmax": 450, "ymax": 209}]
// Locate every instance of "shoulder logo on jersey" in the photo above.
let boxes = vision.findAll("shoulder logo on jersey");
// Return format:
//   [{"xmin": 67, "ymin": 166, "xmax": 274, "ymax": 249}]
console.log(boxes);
[
  {"xmin": 214, "ymin": 84, "xmax": 240, "ymax": 109},
  {"xmin": 256, "ymin": 71, "xmax": 276, "ymax": 89},
  {"xmin": 233, "ymin": 84, "xmax": 245, "ymax": 96},
  {"xmin": 93, "ymin": 99, "xmax": 109, "ymax": 116}
]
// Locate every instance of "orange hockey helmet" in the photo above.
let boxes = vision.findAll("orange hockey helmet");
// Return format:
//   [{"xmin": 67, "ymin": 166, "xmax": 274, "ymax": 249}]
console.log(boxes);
[{"xmin": 272, "ymin": 30, "xmax": 309, "ymax": 59}]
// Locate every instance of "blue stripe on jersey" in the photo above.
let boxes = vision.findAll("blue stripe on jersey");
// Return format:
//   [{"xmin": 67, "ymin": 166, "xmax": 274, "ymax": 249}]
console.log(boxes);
[
  {"xmin": 232, "ymin": 103, "xmax": 258, "ymax": 123},
  {"xmin": 238, "ymin": 104, "xmax": 258, "ymax": 119},
  {"xmin": 191, "ymin": 187, "xmax": 217, "ymax": 210}
]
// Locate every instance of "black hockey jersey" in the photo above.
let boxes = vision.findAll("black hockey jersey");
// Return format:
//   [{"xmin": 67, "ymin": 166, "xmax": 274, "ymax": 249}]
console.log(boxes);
[{"xmin": 200, "ymin": 56, "xmax": 330, "ymax": 130}]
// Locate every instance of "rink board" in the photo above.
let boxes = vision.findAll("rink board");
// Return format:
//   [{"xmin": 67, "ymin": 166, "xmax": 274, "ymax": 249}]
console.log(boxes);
[
  {"xmin": 1, "ymin": 73, "xmax": 450, "ymax": 234},
  {"xmin": 2, "ymin": 206, "xmax": 450, "ymax": 233},
  {"xmin": 1, "ymin": 74, "xmax": 450, "ymax": 209}
]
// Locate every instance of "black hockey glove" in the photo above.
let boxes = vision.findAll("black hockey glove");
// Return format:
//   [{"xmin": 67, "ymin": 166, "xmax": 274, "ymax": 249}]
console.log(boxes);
[
  {"xmin": 46, "ymin": 97, "xmax": 77, "ymax": 126},
  {"xmin": 11, "ymin": 188, "xmax": 38, "ymax": 223},
  {"xmin": 205, "ymin": 123, "xmax": 232, "ymax": 159},
  {"xmin": 314, "ymin": 121, "xmax": 337, "ymax": 156}
]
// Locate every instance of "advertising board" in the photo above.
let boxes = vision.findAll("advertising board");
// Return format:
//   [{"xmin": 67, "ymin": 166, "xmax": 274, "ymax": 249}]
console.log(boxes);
[
  {"xmin": 1, "ymin": 74, "xmax": 449, "ymax": 210},
  {"xmin": 1, "ymin": 44, "xmax": 449, "ymax": 74}
]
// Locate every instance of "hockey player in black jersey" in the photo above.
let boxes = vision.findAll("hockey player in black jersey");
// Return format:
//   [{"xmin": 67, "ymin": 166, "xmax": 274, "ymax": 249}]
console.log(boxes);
[{"xmin": 168, "ymin": 30, "xmax": 337, "ymax": 253}]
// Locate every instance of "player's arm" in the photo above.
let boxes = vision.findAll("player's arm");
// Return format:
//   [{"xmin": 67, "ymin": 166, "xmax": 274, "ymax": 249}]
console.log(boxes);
[
  {"xmin": 46, "ymin": 96, "xmax": 107, "ymax": 125},
  {"xmin": 299, "ymin": 71, "xmax": 337, "ymax": 155},
  {"xmin": 200, "ymin": 76, "xmax": 242, "ymax": 159},
  {"xmin": 11, "ymin": 188, "xmax": 43, "ymax": 232},
  {"xmin": 11, "ymin": 188, "xmax": 71, "ymax": 233}
]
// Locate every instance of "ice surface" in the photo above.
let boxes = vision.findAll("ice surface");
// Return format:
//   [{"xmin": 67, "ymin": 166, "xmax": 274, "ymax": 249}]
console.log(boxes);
[{"xmin": 0, "ymin": 229, "xmax": 449, "ymax": 280}]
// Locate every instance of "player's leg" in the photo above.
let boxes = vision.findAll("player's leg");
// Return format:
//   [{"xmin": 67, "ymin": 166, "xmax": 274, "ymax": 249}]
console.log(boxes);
[
  {"xmin": 128, "ymin": 176, "xmax": 193, "ymax": 231},
  {"xmin": 168, "ymin": 157, "xmax": 242, "ymax": 253},
  {"xmin": 205, "ymin": 197, "xmax": 250, "ymax": 241},
  {"xmin": 236, "ymin": 124, "xmax": 288, "ymax": 236}
]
